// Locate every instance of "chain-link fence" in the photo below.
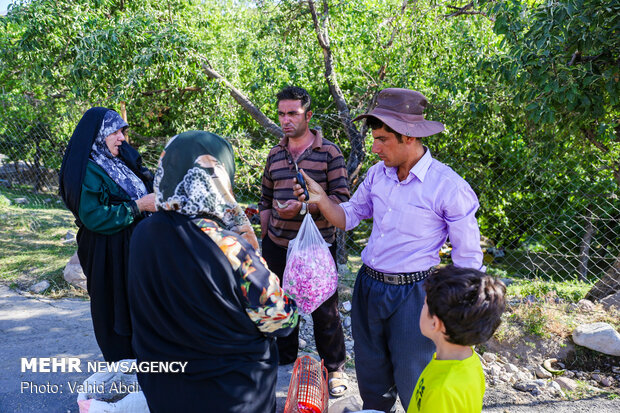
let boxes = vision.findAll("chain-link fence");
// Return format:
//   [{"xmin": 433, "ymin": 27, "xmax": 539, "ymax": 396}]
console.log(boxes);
[{"xmin": 1, "ymin": 98, "xmax": 618, "ymax": 296}]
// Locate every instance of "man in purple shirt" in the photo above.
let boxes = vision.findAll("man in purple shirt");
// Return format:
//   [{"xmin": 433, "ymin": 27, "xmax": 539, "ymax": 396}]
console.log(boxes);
[{"xmin": 294, "ymin": 88, "xmax": 484, "ymax": 412}]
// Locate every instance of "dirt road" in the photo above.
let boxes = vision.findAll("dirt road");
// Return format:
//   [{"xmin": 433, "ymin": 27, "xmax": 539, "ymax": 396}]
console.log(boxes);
[{"xmin": 1, "ymin": 285, "xmax": 618, "ymax": 413}]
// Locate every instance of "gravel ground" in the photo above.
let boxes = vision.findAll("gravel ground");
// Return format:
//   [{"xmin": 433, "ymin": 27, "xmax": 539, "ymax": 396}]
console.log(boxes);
[
  {"xmin": 1, "ymin": 284, "xmax": 618, "ymax": 412},
  {"xmin": 483, "ymin": 388, "xmax": 620, "ymax": 412},
  {"xmin": 297, "ymin": 302, "xmax": 620, "ymax": 413}
]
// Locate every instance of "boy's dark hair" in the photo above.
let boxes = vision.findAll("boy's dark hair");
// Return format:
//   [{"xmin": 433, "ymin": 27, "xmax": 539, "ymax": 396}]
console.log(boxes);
[
  {"xmin": 276, "ymin": 86, "xmax": 311, "ymax": 113},
  {"xmin": 424, "ymin": 266, "xmax": 506, "ymax": 346},
  {"xmin": 366, "ymin": 116, "xmax": 403, "ymax": 142}
]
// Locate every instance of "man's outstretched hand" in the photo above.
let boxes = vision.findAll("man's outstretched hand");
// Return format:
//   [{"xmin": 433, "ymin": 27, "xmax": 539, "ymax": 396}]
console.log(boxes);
[{"xmin": 293, "ymin": 169, "xmax": 325, "ymax": 204}]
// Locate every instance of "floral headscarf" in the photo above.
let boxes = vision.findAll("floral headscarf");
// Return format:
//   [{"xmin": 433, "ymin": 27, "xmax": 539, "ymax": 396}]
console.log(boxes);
[
  {"xmin": 155, "ymin": 131, "xmax": 259, "ymax": 250},
  {"xmin": 90, "ymin": 110, "xmax": 148, "ymax": 200}
]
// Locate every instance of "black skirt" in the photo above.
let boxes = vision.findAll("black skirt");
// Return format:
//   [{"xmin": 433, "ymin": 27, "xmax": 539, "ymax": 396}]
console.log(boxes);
[{"xmin": 77, "ymin": 223, "xmax": 137, "ymax": 362}]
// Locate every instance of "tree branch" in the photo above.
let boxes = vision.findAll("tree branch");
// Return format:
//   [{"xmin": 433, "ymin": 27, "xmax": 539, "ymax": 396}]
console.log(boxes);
[
  {"xmin": 308, "ymin": 0, "xmax": 329, "ymax": 49},
  {"xmin": 51, "ymin": 43, "xmax": 70, "ymax": 69},
  {"xmin": 568, "ymin": 51, "xmax": 580, "ymax": 66},
  {"xmin": 140, "ymin": 87, "xmax": 202, "ymax": 96},
  {"xmin": 127, "ymin": 130, "xmax": 169, "ymax": 149},
  {"xmin": 583, "ymin": 128, "xmax": 609, "ymax": 153},
  {"xmin": 359, "ymin": 1, "xmax": 409, "ymax": 138},
  {"xmin": 376, "ymin": 0, "xmax": 409, "ymax": 49},
  {"xmin": 307, "ymin": 0, "xmax": 365, "ymax": 183},
  {"xmin": 199, "ymin": 57, "xmax": 283, "ymax": 139},
  {"xmin": 444, "ymin": 2, "xmax": 495, "ymax": 22},
  {"xmin": 228, "ymin": 135, "xmax": 265, "ymax": 170},
  {"xmin": 568, "ymin": 51, "xmax": 606, "ymax": 66}
]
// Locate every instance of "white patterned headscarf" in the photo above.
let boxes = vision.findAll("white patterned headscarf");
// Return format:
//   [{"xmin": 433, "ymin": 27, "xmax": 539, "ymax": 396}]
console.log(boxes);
[
  {"xmin": 90, "ymin": 110, "xmax": 148, "ymax": 200},
  {"xmin": 154, "ymin": 130, "xmax": 258, "ymax": 250}
]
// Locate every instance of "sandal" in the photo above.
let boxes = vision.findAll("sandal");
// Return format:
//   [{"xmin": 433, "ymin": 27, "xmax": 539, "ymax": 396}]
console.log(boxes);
[{"xmin": 328, "ymin": 371, "xmax": 349, "ymax": 397}]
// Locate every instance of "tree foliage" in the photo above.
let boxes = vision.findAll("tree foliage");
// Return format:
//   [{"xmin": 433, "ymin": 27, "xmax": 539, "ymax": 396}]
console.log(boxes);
[
  {"xmin": 0, "ymin": 0, "xmax": 618, "ymax": 278},
  {"xmin": 486, "ymin": 0, "xmax": 619, "ymax": 183}
]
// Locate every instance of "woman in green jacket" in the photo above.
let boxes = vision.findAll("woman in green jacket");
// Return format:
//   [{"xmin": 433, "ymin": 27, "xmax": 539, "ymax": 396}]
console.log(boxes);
[{"xmin": 59, "ymin": 107, "xmax": 156, "ymax": 361}]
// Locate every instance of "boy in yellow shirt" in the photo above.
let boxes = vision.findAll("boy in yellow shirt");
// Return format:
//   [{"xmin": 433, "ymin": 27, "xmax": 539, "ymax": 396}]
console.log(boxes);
[{"xmin": 409, "ymin": 266, "xmax": 506, "ymax": 413}]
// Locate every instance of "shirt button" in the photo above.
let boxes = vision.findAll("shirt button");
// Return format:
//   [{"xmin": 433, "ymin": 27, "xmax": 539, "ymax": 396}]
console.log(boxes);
[
  {"xmin": 371, "ymin": 259, "xmax": 375, "ymax": 263},
  {"xmin": 381, "ymin": 234, "xmax": 384, "ymax": 237},
  {"xmin": 388, "ymin": 208, "xmax": 392, "ymax": 212}
]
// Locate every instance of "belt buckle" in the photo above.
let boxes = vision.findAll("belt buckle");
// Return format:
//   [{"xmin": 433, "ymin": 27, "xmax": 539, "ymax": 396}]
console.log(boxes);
[{"xmin": 384, "ymin": 275, "xmax": 399, "ymax": 285}]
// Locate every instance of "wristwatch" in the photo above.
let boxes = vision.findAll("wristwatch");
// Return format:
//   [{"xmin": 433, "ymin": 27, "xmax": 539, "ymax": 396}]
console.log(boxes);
[{"xmin": 299, "ymin": 202, "xmax": 307, "ymax": 215}]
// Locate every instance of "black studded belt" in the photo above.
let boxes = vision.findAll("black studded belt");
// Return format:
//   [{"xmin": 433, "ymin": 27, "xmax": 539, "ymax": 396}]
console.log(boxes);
[{"xmin": 363, "ymin": 264, "xmax": 433, "ymax": 285}]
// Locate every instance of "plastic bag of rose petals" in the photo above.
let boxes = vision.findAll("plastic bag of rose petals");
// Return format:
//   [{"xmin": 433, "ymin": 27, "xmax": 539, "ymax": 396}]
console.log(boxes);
[{"xmin": 283, "ymin": 213, "xmax": 338, "ymax": 315}]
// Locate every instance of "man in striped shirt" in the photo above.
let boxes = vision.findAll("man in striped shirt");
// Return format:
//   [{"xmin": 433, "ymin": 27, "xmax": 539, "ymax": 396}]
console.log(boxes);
[{"xmin": 259, "ymin": 86, "xmax": 350, "ymax": 396}]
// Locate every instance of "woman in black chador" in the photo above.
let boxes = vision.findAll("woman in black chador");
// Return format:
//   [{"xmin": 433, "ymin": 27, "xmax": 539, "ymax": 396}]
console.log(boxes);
[
  {"xmin": 127, "ymin": 131, "xmax": 298, "ymax": 413},
  {"xmin": 59, "ymin": 107, "xmax": 156, "ymax": 361}
]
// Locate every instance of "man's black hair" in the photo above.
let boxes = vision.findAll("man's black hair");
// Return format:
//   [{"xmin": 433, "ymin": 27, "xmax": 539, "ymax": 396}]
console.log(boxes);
[
  {"xmin": 276, "ymin": 86, "xmax": 311, "ymax": 113},
  {"xmin": 366, "ymin": 116, "xmax": 403, "ymax": 142}
]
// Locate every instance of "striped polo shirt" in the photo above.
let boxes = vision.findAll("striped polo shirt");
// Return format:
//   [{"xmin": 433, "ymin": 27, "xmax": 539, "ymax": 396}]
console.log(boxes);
[{"xmin": 259, "ymin": 129, "xmax": 350, "ymax": 248}]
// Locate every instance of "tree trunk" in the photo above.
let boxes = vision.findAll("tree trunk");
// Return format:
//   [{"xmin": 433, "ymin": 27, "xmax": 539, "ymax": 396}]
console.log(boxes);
[
  {"xmin": 581, "ymin": 127, "xmax": 620, "ymax": 300},
  {"xmin": 120, "ymin": 101, "xmax": 129, "ymax": 144},
  {"xmin": 11, "ymin": 161, "xmax": 20, "ymax": 186},
  {"xmin": 585, "ymin": 252, "xmax": 620, "ymax": 301},
  {"xmin": 307, "ymin": 0, "xmax": 365, "ymax": 186},
  {"xmin": 196, "ymin": 0, "xmax": 417, "ymax": 268},
  {"xmin": 120, "ymin": 101, "xmax": 127, "ymax": 122},
  {"xmin": 577, "ymin": 208, "xmax": 594, "ymax": 281}
]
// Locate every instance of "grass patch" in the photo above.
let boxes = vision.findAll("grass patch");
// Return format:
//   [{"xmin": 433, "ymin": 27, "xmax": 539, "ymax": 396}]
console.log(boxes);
[
  {"xmin": 506, "ymin": 278, "xmax": 591, "ymax": 303},
  {"xmin": 491, "ymin": 320, "xmax": 521, "ymax": 344},
  {"xmin": 515, "ymin": 304, "xmax": 550, "ymax": 337},
  {"xmin": 0, "ymin": 199, "xmax": 84, "ymax": 298},
  {"xmin": 489, "ymin": 287, "xmax": 620, "ymax": 374},
  {"xmin": 0, "ymin": 186, "xmax": 64, "ymax": 208},
  {"xmin": 496, "ymin": 298, "xmax": 620, "ymax": 343}
]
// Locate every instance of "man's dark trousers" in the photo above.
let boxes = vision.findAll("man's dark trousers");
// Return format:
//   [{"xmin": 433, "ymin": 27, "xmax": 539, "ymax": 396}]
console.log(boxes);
[
  {"xmin": 261, "ymin": 234, "xmax": 346, "ymax": 373},
  {"xmin": 351, "ymin": 266, "xmax": 435, "ymax": 412}
]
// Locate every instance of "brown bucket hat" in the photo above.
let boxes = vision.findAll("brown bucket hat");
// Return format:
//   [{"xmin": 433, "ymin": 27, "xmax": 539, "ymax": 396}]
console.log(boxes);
[{"xmin": 353, "ymin": 88, "xmax": 444, "ymax": 137}]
